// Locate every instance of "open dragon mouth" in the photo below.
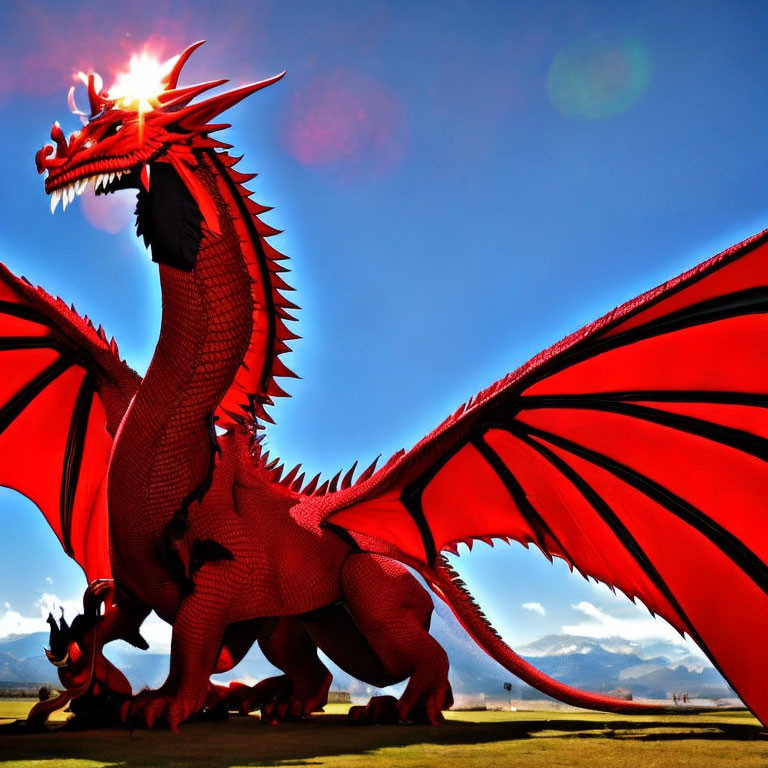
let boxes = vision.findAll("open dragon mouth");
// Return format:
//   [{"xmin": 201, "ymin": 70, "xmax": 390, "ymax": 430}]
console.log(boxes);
[{"xmin": 45, "ymin": 164, "xmax": 145, "ymax": 214}]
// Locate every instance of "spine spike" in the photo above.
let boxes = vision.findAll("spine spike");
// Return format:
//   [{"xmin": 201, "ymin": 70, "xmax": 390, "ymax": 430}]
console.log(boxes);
[
  {"xmin": 229, "ymin": 170, "xmax": 258, "ymax": 184},
  {"xmin": 291, "ymin": 472, "xmax": 305, "ymax": 493},
  {"xmin": 341, "ymin": 461, "xmax": 358, "ymax": 490},
  {"xmin": 253, "ymin": 219, "xmax": 283, "ymax": 238},
  {"xmin": 282, "ymin": 463, "xmax": 301, "ymax": 486},
  {"xmin": 357, "ymin": 456, "xmax": 380, "ymax": 483},
  {"xmin": 303, "ymin": 473, "xmax": 321, "ymax": 495},
  {"xmin": 264, "ymin": 456, "xmax": 279, "ymax": 471}
]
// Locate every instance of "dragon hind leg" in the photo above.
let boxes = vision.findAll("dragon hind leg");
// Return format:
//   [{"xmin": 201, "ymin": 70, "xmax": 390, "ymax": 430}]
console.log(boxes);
[
  {"xmin": 335, "ymin": 554, "xmax": 453, "ymax": 725},
  {"xmin": 226, "ymin": 616, "xmax": 332, "ymax": 720}
]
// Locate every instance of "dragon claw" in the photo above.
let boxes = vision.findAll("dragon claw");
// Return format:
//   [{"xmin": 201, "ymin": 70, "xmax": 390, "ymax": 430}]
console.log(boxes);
[
  {"xmin": 226, "ymin": 673, "xmax": 329, "ymax": 721},
  {"xmin": 348, "ymin": 695, "xmax": 400, "ymax": 725},
  {"xmin": 349, "ymin": 684, "xmax": 453, "ymax": 726},
  {"xmin": 396, "ymin": 680, "xmax": 453, "ymax": 725},
  {"xmin": 119, "ymin": 689, "xmax": 202, "ymax": 731}
]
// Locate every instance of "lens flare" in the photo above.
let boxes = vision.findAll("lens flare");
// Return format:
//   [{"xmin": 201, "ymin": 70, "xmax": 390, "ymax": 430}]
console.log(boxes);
[
  {"xmin": 547, "ymin": 37, "xmax": 652, "ymax": 120},
  {"xmin": 107, "ymin": 50, "xmax": 177, "ymax": 113},
  {"xmin": 280, "ymin": 69, "xmax": 408, "ymax": 183},
  {"xmin": 80, "ymin": 187, "xmax": 135, "ymax": 234}
]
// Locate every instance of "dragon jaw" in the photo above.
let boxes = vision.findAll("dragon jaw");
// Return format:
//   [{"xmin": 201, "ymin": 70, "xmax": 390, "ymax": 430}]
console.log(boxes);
[
  {"xmin": 35, "ymin": 41, "xmax": 284, "ymax": 218},
  {"xmin": 39, "ymin": 113, "xmax": 160, "ymax": 214}
]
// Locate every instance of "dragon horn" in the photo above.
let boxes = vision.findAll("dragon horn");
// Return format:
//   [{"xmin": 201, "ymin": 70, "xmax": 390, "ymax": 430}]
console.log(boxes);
[
  {"xmin": 157, "ymin": 79, "xmax": 229, "ymax": 109},
  {"xmin": 86, "ymin": 73, "xmax": 105, "ymax": 117},
  {"xmin": 164, "ymin": 40, "xmax": 206, "ymax": 89},
  {"xmin": 67, "ymin": 86, "xmax": 88, "ymax": 125},
  {"xmin": 167, "ymin": 72, "xmax": 286, "ymax": 132}
]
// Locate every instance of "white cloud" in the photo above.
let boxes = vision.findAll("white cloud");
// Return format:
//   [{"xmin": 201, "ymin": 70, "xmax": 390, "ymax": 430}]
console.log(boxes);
[
  {"xmin": 38, "ymin": 593, "xmax": 81, "ymax": 620},
  {"xmin": 0, "ymin": 593, "xmax": 81, "ymax": 639},
  {"xmin": 140, "ymin": 612, "xmax": 172, "ymax": 654},
  {"xmin": 0, "ymin": 592, "xmax": 173, "ymax": 655},
  {"xmin": 521, "ymin": 601, "xmax": 546, "ymax": 616},
  {"xmin": 45, "ymin": 577, "xmax": 53, "ymax": 584},
  {"xmin": 0, "ymin": 608, "xmax": 45, "ymax": 637},
  {"xmin": 562, "ymin": 600, "xmax": 687, "ymax": 645}
]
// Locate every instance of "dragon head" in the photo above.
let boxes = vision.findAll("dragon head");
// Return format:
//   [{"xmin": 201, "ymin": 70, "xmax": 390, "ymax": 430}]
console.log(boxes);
[
  {"xmin": 44, "ymin": 609, "xmax": 73, "ymax": 668},
  {"xmin": 42, "ymin": 581, "xmax": 106, "ymax": 672},
  {"xmin": 35, "ymin": 41, "xmax": 283, "ymax": 220}
]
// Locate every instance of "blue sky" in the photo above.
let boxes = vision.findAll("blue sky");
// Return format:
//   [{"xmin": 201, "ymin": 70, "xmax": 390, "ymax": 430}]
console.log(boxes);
[{"xmin": 0, "ymin": 0, "xmax": 767, "ymax": 659}]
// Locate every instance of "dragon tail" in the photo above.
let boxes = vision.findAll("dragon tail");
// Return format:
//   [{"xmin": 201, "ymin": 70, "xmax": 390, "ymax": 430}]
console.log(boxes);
[{"xmin": 424, "ymin": 556, "xmax": 668, "ymax": 715}]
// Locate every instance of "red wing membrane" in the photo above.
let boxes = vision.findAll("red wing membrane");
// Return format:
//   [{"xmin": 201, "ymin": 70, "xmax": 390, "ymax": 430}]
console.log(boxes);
[
  {"xmin": 322, "ymin": 229, "xmax": 768, "ymax": 724},
  {"xmin": 0, "ymin": 265, "xmax": 140, "ymax": 582}
]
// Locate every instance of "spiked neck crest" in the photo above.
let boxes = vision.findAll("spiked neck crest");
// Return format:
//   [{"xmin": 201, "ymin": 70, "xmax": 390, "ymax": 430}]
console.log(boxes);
[{"xmin": 36, "ymin": 42, "xmax": 284, "ymax": 229}]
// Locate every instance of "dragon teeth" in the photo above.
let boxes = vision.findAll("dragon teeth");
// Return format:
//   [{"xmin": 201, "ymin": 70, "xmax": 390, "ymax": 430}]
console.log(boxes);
[
  {"xmin": 57, "ymin": 182, "xmax": 76, "ymax": 212},
  {"xmin": 51, "ymin": 168, "xmax": 131, "ymax": 213}
]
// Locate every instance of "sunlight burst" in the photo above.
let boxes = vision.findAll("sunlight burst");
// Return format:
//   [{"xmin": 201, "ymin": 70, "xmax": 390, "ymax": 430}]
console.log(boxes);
[{"xmin": 107, "ymin": 50, "xmax": 177, "ymax": 113}]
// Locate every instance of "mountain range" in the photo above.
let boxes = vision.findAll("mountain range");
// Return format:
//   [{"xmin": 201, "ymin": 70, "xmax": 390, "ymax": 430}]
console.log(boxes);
[{"xmin": 0, "ymin": 604, "xmax": 736, "ymax": 703}]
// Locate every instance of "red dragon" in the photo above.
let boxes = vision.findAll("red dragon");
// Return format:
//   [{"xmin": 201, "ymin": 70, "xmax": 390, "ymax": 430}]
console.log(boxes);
[{"xmin": 5, "ymin": 41, "xmax": 767, "ymax": 729}]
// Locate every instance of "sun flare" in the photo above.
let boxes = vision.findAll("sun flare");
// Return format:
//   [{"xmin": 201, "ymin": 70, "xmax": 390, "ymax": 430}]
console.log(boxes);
[{"xmin": 107, "ymin": 50, "xmax": 178, "ymax": 113}]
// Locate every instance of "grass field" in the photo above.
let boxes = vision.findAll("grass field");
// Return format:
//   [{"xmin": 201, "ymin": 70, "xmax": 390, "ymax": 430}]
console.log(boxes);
[{"xmin": 0, "ymin": 699, "xmax": 765, "ymax": 768}]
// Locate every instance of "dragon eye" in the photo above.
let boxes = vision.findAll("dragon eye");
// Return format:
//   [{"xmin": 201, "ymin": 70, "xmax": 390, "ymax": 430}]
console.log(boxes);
[
  {"xmin": 83, "ymin": 139, "xmax": 94, "ymax": 148},
  {"xmin": 102, "ymin": 122, "xmax": 123, "ymax": 139}
]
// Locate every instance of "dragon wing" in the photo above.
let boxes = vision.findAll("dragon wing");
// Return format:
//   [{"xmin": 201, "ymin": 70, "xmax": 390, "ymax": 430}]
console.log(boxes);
[
  {"xmin": 309, "ymin": 228, "xmax": 768, "ymax": 724},
  {"xmin": 0, "ymin": 264, "xmax": 141, "ymax": 582}
]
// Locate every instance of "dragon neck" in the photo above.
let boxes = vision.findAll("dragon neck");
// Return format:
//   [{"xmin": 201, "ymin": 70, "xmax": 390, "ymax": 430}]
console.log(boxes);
[{"xmin": 109, "ymin": 151, "xmax": 255, "ymax": 531}]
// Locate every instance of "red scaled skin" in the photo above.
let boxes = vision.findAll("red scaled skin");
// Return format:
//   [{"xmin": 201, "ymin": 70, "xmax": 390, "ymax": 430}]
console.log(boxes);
[
  {"xmin": 106, "ymin": 148, "xmax": 347, "ymax": 716},
  {"xmin": 105, "ymin": 148, "xmax": 449, "ymax": 727},
  {"xmin": 36, "ymin": 58, "xmax": 455, "ymax": 727}
]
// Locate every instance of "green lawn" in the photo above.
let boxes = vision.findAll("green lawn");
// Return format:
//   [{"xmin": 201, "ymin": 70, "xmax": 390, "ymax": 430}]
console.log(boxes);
[{"xmin": 0, "ymin": 700, "xmax": 765, "ymax": 768}]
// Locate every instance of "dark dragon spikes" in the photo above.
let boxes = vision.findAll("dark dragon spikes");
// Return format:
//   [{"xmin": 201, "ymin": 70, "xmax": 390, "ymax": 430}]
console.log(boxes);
[
  {"xmin": 281, "ymin": 463, "xmax": 301, "ymax": 487},
  {"xmin": 341, "ymin": 461, "xmax": 358, "ymax": 490},
  {"xmin": 357, "ymin": 456, "xmax": 380, "ymax": 483},
  {"xmin": 302, "ymin": 473, "xmax": 321, "ymax": 495},
  {"xmin": 291, "ymin": 472, "xmax": 305, "ymax": 493},
  {"xmin": 328, "ymin": 471, "xmax": 342, "ymax": 494}
]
